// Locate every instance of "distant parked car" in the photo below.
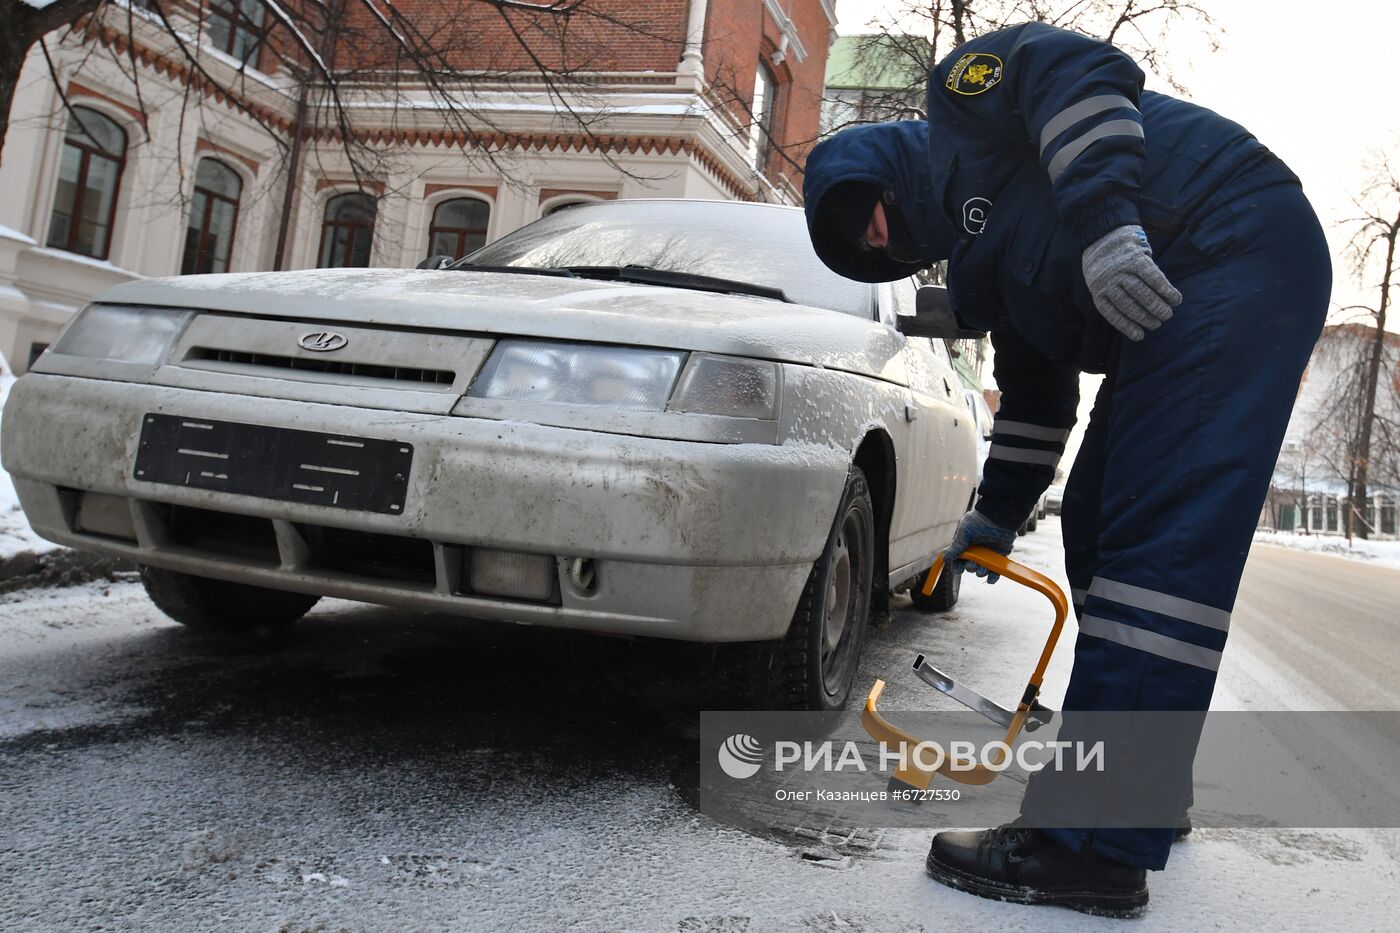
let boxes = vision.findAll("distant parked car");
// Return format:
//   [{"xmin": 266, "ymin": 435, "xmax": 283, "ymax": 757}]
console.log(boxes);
[
  {"xmin": 1, "ymin": 199, "xmax": 980, "ymax": 711},
  {"xmin": 1046, "ymin": 484, "xmax": 1066, "ymax": 516}
]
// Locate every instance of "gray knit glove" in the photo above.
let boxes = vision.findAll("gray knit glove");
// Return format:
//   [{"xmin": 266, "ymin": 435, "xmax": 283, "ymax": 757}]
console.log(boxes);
[
  {"xmin": 941, "ymin": 510, "xmax": 1018, "ymax": 584},
  {"xmin": 1082, "ymin": 225, "xmax": 1183, "ymax": 341}
]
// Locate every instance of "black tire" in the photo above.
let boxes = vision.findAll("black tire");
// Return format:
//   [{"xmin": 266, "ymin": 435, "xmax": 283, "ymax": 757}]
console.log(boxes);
[
  {"xmin": 754, "ymin": 468, "xmax": 875, "ymax": 711},
  {"xmin": 1017, "ymin": 519, "xmax": 1029, "ymax": 537},
  {"xmin": 140, "ymin": 566, "xmax": 320, "ymax": 634},
  {"xmin": 1027, "ymin": 514, "xmax": 1038, "ymax": 533},
  {"xmin": 910, "ymin": 559, "xmax": 961, "ymax": 612}
]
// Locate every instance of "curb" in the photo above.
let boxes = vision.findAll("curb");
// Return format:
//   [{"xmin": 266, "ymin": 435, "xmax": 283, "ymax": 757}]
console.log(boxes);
[{"xmin": 0, "ymin": 547, "xmax": 136, "ymax": 595}]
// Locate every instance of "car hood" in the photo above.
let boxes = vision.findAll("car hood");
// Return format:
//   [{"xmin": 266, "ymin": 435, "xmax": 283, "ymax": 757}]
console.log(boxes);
[{"xmin": 97, "ymin": 268, "xmax": 905, "ymax": 383}]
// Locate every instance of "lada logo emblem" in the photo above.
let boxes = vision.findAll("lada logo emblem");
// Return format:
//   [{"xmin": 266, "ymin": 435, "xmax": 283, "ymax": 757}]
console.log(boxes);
[{"xmin": 298, "ymin": 331, "xmax": 348, "ymax": 352}]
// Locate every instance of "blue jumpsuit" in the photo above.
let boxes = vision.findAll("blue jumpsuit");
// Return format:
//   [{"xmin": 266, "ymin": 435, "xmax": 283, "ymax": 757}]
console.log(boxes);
[{"xmin": 803, "ymin": 23, "xmax": 1331, "ymax": 869}]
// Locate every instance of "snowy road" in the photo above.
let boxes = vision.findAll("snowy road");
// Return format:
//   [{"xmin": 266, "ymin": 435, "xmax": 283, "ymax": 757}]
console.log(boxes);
[
  {"xmin": 1, "ymin": 522, "xmax": 1396, "ymax": 931},
  {"xmin": 1230, "ymin": 542, "xmax": 1400, "ymax": 710}
]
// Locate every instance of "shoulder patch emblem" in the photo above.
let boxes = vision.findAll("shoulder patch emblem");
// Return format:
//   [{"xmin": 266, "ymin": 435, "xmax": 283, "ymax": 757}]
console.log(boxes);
[{"xmin": 945, "ymin": 52, "xmax": 1004, "ymax": 96}]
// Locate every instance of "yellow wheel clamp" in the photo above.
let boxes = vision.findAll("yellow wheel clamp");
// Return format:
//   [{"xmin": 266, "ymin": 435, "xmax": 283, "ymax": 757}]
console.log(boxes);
[{"xmin": 861, "ymin": 545, "xmax": 1069, "ymax": 789}]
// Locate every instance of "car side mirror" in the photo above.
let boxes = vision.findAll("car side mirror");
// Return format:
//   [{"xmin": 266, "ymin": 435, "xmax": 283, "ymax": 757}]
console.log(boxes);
[
  {"xmin": 896, "ymin": 285, "xmax": 985, "ymax": 339},
  {"xmin": 417, "ymin": 254, "xmax": 454, "ymax": 270}
]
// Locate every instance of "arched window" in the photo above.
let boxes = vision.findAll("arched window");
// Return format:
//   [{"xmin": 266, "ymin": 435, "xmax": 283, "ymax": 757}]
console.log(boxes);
[
  {"xmin": 427, "ymin": 197, "xmax": 490, "ymax": 260},
  {"xmin": 318, "ymin": 192, "xmax": 377, "ymax": 268},
  {"xmin": 182, "ymin": 158, "xmax": 242, "ymax": 274},
  {"xmin": 47, "ymin": 106, "xmax": 126, "ymax": 259}
]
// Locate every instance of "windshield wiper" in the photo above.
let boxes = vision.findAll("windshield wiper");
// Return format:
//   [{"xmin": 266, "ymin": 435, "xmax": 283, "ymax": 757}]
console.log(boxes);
[
  {"xmin": 559, "ymin": 265, "xmax": 790, "ymax": 303},
  {"xmin": 450, "ymin": 263, "xmax": 577, "ymax": 278}
]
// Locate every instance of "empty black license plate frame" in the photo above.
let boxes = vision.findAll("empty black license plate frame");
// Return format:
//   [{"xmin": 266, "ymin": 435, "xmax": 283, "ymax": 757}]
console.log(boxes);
[{"xmin": 133, "ymin": 413, "xmax": 413, "ymax": 514}]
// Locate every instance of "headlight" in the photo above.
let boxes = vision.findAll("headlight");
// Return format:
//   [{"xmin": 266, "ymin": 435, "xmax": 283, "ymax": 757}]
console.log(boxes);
[
  {"xmin": 52, "ymin": 304, "xmax": 192, "ymax": 365},
  {"xmin": 469, "ymin": 340, "xmax": 685, "ymax": 411},
  {"xmin": 667, "ymin": 353, "xmax": 778, "ymax": 419}
]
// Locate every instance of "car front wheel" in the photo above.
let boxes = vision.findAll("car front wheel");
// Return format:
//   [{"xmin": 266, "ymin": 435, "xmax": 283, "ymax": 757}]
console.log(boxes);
[
  {"xmin": 754, "ymin": 467, "xmax": 874, "ymax": 711},
  {"xmin": 140, "ymin": 566, "xmax": 320, "ymax": 634}
]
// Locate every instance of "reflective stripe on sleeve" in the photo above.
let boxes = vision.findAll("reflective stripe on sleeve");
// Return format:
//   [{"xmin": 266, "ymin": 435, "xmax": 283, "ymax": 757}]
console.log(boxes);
[
  {"xmin": 1046, "ymin": 119, "xmax": 1146, "ymax": 182},
  {"xmin": 1079, "ymin": 614, "xmax": 1223, "ymax": 671},
  {"xmin": 1088, "ymin": 578, "xmax": 1231, "ymax": 632},
  {"xmin": 1038, "ymin": 95, "xmax": 1139, "ymax": 156},
  {"xmin": 987, "ymin": 444, "xmax": 1060, "ymax": 466},
  {"xmin": 993, "ymin": 420, "xmax": 1072, "ymax": 443}
]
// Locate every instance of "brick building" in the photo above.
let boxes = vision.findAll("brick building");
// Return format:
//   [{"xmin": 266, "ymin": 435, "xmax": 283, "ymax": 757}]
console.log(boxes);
[{"xmin": 0, "ymin": 0, "xmax": 837, "ymax": 373}]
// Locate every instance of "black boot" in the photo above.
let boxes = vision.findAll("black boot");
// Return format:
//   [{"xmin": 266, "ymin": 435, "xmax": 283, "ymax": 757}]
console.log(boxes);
[{"xmin": 926, "ymin": 823, "xmax": 1148, "ymax": 918}]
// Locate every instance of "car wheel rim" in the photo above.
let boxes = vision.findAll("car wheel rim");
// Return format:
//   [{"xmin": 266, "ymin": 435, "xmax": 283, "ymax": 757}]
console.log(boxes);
[{"xmin": 821, "ymin": 507, "xmax": 867, "ymax": 697}]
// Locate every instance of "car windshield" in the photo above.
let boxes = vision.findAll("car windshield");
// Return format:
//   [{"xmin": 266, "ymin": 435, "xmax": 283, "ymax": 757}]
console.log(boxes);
[{"xmin": 456, "ymin": 200, "xmax": 874, "ymax": 317}]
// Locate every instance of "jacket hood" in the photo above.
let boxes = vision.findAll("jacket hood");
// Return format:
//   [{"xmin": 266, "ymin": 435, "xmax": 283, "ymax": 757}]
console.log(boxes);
[{"xmin": 802, "ymin": 121, "xmax": 954, "ymax": 283}]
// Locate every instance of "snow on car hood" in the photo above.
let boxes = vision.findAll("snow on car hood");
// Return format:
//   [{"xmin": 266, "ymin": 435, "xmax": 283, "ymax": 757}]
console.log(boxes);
[{"xmin": 97, "ymin": 268, "xmax": 906, "ymax": 383}]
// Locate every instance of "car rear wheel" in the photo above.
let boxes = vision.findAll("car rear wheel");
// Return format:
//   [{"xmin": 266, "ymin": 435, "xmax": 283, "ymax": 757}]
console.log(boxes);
[
  {"xmin": 140, "ymin": 566, "xmax": 320, "ymax": 634},
  {"xmin": 753, "ymin": 468, "xmax": 874, "ymax": 711},
  {"xmin": 910, "ymin": 559, "xmax": 960, "ymax": 612}
]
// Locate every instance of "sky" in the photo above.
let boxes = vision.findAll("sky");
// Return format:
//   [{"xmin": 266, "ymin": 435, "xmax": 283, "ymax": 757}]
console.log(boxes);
[{"xmin": 833, "ymin": 0, "xmax": 1400, "ymax": 326}]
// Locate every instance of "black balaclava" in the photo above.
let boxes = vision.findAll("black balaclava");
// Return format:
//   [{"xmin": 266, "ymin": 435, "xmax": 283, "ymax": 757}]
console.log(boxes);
[{"xmin": 802, "ymin": 121, "xmax": 955, "ymax": 283}]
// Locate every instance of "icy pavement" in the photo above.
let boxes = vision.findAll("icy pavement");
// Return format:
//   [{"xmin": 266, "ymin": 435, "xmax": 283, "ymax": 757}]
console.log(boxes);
[
  {"xmin": 1252, "ymin": 529, "xmax": 1400, "ymax": 571},
  {"xmin": 0, "ymin": 521, "xmax": 1396, "ymax": 930}
]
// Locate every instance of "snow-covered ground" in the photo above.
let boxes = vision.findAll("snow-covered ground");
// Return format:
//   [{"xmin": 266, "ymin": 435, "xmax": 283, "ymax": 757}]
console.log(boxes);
[
  {"xmin": 1, "ymin": 519, "xmax": 1396, "ymax": 930},
  {"xmin": 0, "ymin": 357, "xmax": 58, "ymax": 560},
  {"xmin": 1252, "ymin": 529, "xmax": 1400, "ymax": 571}
]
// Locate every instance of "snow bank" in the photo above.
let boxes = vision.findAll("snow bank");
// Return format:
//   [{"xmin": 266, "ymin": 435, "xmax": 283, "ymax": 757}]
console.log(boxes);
[
  {"xmin": 0, "ymin": 354, "xmax": 58, "ymax": 560},
  {"xmin": 1252, "ymin": 530, "xmax": 1400, "ymax": 571}
]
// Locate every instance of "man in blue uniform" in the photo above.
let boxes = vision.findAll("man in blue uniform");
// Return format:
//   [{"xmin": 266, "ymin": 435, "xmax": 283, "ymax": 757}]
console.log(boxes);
[{"xmin": 803, "ymin": 22, "xmax": 1330, "ymax": 917}]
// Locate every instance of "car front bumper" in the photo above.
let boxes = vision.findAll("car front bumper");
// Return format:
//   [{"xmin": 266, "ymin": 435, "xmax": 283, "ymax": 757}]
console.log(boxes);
[{"xmin": 2, "ymin": 374, "xmax": 851, "ymax": 642}]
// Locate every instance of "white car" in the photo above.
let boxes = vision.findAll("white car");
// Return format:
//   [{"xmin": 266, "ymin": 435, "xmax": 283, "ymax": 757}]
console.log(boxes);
[{"xmin": 1, "ymin": 199, "xmax": 978, "ymax": 709}]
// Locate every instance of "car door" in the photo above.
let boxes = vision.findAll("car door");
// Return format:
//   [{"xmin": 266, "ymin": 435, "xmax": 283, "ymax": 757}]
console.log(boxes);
[{"xmin": 883, "ymin": 278, "xmax": 971, "ymax": 576}]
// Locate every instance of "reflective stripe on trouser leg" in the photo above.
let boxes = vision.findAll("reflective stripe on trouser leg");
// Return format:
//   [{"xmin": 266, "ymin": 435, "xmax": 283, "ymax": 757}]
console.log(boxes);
[
  {"xmin": 1026, "ymin": 182, "xmax": 1332, "ymax": 870},
  {"xmin": 1077, "ymin": 615, "xmax": 1222, "ymax": 671}
]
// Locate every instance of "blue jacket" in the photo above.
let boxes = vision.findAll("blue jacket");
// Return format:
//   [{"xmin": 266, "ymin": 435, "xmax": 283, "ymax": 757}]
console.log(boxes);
[{"xmin": 803, "ymin": 22, "xmax": 1298, "ymax": 527}]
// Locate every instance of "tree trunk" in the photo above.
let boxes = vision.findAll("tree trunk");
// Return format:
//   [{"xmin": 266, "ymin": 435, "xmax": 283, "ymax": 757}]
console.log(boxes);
[
  {"xmin": 950, "ymin": 0, "xmax": 969, "ymax": 45},
  {"xmin": 0, "ymin": 0, "xmax": 103, "ymax": 166},
  {"xmin": 1352, "ymin": 221, "xmax": 1398, "ymax": 540}
]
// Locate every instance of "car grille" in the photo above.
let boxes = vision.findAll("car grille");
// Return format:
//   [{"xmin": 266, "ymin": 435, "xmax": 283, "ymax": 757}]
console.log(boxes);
[
  {"xmin": 186, "ymin": 347, "xmax": 455, "ymax": 387},
  {"xmin": 298, "ymin": 522, "xmax": 437, "ymax": 586},
  {"xmin": 60, "ymin": 494, "xmax": 564, "ymax": 606}
]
